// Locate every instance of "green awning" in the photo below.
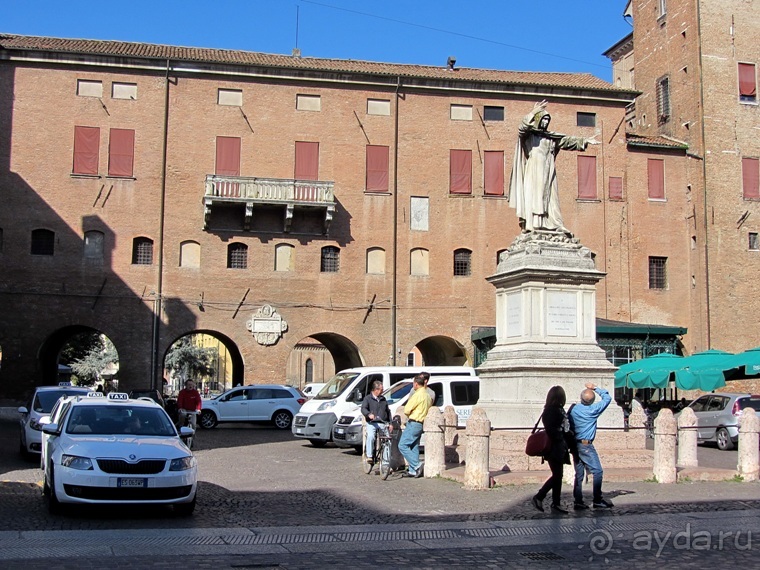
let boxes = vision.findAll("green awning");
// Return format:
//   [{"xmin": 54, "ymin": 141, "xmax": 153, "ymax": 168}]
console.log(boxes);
[{"xmin": 596, "ymin": 318, "xmax": 687, "ymax": 336}]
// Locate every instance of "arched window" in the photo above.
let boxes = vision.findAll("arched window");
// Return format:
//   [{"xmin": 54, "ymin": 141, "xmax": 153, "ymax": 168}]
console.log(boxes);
[
  {"xmin": 180, "ymin": 241, "xmax": 201, "ymax": 268},
  {"xmin": 275, "ymin": 243, "xmax": 295, "ymax": 272},
  {"xmin": 227, "ymin": 242, "xmax": 248, "ymax": 269},
  {"xmin": 320, "ymin": 246, "xmax": 340, "ymax": 273},
  {"xmin": 31, "ymin": 229, "xmax": 55, "ymax": 256},
  {"xmin": 366, "ymin": 247, "xmax": 385, "ymax": 274},
  {"xmin": 132, "ymin": 237, "xmax": 153, "ymax": 265},
  {"xmin": 305, "ymin": 359, "xmax": 313, "ymax": 384},
  {"xmin": 84, "ymin": 230, "xmax": 104, "ymax": 259},
  {"xmin": 410, "ymin": 248, "xmax": 429, "ymax": 276},
  {"xmin": 453, "ymin": 248, "xmax": 472, "ymax": 276}
]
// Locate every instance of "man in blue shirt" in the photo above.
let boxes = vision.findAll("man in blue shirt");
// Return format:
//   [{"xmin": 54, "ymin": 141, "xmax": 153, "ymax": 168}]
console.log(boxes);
[{"xmin": 569, "ymin": 383, "xmax": 613, "ymax": 509}]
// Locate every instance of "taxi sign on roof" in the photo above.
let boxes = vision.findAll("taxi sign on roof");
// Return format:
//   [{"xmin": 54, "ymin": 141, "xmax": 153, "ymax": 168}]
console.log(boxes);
[
  {"xmin": 58, "ymin": 382, "xmax": 72, "ymax": 386},
  {"xmin": 86, "ymin": 392, "xmax": 104, "ymax": 398},
  {"xmin": 107, "ymin": 392, "xmax": 129, "ymax": 401}
]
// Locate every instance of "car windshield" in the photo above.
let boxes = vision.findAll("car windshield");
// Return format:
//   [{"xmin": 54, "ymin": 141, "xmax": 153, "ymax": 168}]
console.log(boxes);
[
  {"xmin": 65, "ymin": 405, "xmax": 177, "ymax": 436},
  {"xmin": 314, "ymin": 373, "xmax": 360, "ymax": 400},
  {"xmin": 33, "ymin": 390, "xmax": 87, "ymax": 413},
  {"xmin": 384, "ymin": 381, "xmax": 413, "ymax": 405}
]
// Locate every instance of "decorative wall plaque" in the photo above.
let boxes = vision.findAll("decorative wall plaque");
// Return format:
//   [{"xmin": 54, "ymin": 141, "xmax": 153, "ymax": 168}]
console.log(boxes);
[{"xmin": 246, "ymin": 305, "xmax": 288, "ymax": 346}]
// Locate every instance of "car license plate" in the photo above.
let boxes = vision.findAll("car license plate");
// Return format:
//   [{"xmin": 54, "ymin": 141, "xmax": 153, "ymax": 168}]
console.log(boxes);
[
  {"xmin": 335, "ymin": 428, "xmax": 344, "ymax": 434},
  {"xmin": 117, "ymin": 478, "xmax": 147, "ymax": 488}
]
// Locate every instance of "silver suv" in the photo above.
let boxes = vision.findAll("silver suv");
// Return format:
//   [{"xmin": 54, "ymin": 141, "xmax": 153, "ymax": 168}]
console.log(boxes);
[{"xmin": 683, "ymin": 392, "xmax": 760, "ymax": 450}]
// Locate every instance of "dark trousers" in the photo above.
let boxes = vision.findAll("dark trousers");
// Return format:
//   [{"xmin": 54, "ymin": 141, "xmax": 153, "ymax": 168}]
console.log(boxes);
[{"xmin": 536, "ymin": 458, "xmax": 564, "ymax": 506}]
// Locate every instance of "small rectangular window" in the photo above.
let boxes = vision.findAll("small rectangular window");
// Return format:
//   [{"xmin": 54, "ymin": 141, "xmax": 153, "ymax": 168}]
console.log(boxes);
[
  {"xmin": 450, "ymin": 104, "xmax": 473, "ymax": 121},
  {"xmin": 743, "ymin": 157, "xmax": 760, "ymax": 199},
  {"xmin": 577, "ymin": 156, "xmax": 597, "ymax": 199},
  {"xmin": 648, "ymin": 256, "xmax": 667, "ymax": 289},
  {"xmin": 739, "ymin": 63, "xmax": 757, "ymax": 103},
  {"xmin": 296, "ymin": 94, "xmax": 321, "ymax": 111},
  {"xmin": 77, "ymin": 79, "xmax": 102, "ymax": 98},
  {"xmin": 483, "ymin": 106, "xmax": 504, "ymax": 121},
  {"xmin": 657, "ymin": 76, "xmax": 671, "ymax": 123},
  {"xmin": 218, "ymin": 88, "xmax": 243, "ymax": 106},
  {"xmin": 367, "ymin": 99, "xmax": 391, "ymax": 116},
  {"xmin": 648, "ymin": 158, "xmax": 665, "ymax": 200},
  {"xmin": 609, "ymin": 176, "xmax": 624, "ymax": 200},
  {"xmin": 577, "ymin": 112, "xmax": 596, "ymax": 127},
  {"xmin": 112, "ymin": 82, "xmax": 137, "ymax": 100},
  {"xmin": 749, "ymin": 232, "xmax": 759, "ymax": 251}
]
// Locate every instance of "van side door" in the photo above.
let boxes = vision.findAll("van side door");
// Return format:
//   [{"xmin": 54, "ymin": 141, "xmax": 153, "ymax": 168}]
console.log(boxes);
[{"xmin": 450, "ymin": 381, "xmax": 480, "ymax": 426}]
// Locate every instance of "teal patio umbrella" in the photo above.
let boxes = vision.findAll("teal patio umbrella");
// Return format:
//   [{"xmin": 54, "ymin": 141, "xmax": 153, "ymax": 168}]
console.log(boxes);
[
  {"xmin": 614, "ymin": 353, "xmax": 683, "ymax": 389},
  {"xmin": 720, "ymin": 347, "xmax": 760, "ymax": 377},
  {"xmin": 677, "ymin": 349, "xmax": 732, "ymax": 391}
]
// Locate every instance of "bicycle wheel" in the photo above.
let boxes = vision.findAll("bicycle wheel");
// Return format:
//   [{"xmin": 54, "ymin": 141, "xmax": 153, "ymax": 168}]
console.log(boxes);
[{"xmin": 379, "ymin": 439, "xmax": 392, "ymax": 480}]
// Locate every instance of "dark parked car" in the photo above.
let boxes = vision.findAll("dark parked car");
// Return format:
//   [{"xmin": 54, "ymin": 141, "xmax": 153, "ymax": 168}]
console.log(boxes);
[{"xmin": 128, "ymin": 389, "xmax": 165, "ymax": 409}]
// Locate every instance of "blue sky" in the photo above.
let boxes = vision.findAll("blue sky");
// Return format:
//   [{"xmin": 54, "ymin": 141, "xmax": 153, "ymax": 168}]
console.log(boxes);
[{"xmin": 4, "ymin": 1, "xmax": 632, "ymax": 81}]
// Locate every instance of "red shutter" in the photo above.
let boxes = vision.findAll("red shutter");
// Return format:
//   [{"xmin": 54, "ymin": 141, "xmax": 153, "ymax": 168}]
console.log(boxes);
[
  {"xmin": 577, "ymin": 155, "xmax": 597, "ymax": 199},
  {"xmin": 648, "ymin": 159, "xmax": 665, "ymax": 199},
  {"xmin": 450, "ymin": 149, "xmax": 472, "ymax": 194},
  {"xmin": 484, "ymin": 151, "xmax": 504, "ymax": 196},
  {"xmin": 295, "ymin": 141, "xmax": 319, "ymax": 180},
  {"xmin": 365, "ymin": 145, "xmax": 389, "ymax": 192},
  {"xmin": 73, "ymin": 126, "xmax": 100, "ymax": 175},
  {"xmin": 108, "ymin": 128, "xmax": 135, "ymax": 177},
  {"xmin": 609, "ymin": 176, "xmax": 623, "ymax": 200},
  {"xmin": 215, "ymin": 136, "xmax": 241, "ymax": 176},
  {"xmin": 739, "ymin": 63, "xmax": 757, "ymax": 98},
  {"xmin": 743, "ymin": 158, "xmax": 760, "ymax": 199}
]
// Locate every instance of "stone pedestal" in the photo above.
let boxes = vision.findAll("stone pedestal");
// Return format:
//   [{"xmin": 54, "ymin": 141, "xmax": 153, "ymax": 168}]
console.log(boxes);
[{"xmin": 477, "ymin": 231, "xmax": 624, "ymax": 429}]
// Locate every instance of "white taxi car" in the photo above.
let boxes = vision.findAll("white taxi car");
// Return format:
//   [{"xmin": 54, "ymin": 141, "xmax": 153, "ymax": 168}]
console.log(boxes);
[
  {"xmin": 18, "ymin": 383, "xmax": 92, "ymax": 458},
  {"xmin": 41, "ymin": 392, "xmax": 197, "ymax": 515}
]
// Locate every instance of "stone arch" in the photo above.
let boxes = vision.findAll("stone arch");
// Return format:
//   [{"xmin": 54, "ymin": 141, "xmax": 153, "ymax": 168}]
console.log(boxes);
[
  {"xmin": 412, "ymin": 335, "xmax": 469, "ymax": 366},
  {"xmin": 162, "ymin": 329, "xmax": 244, "ymax": 393},
  {"xmin": 287, "ymin": 332, "xmax": 364, "ymax": 387},
  {"xmin": 37, "ymin": 325, "xmax": 120, "ymax": 387}
]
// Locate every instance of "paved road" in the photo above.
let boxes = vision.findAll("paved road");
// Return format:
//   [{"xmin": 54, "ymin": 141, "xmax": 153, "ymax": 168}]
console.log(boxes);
[{"xmin": 1, "ymin": 419, "xmax": 757, "ymax": 568}]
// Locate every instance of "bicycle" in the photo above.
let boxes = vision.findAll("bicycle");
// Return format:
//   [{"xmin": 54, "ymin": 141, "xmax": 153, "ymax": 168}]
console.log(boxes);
[
  {"xmin": 177, "ymin": 410, "xmax": 199, "ymax": 449},
  {"xmin": 363, "ymin": 420, "xmax": 394, "ymax": 480}
]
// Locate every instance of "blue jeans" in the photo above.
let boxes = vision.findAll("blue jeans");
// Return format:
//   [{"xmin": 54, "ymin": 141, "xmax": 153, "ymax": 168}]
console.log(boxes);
[
  {"xmin": 398, "ymin": 420, "xmax": 424, "ymax": 474},
  {"xmin": 365, "ymin": 421, "xmax": 386, "ymax": 458},
  {"xmin": 573, "ymin": 442, "xmax": 604, "ymax": 504}
]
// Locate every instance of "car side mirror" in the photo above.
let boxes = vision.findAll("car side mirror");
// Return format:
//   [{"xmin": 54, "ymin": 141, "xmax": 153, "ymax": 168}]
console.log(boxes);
[
  {"xmin": 353, "ymin": 390, "xmax": 363, "ymax": 404},
  {"xmin": 39, "ymin": 415, "xmax": 51, "ymax": 425},
  {"xmin": 17, "ymin": 406, "xmax": 28, "ymax": 415},
  {"xmin": 42, "ymin": 423, "xmax": 60, "ymax": 436},
  {"xmin": 179, "ymin": 426, "xmax": 194, "ymax": 437}
]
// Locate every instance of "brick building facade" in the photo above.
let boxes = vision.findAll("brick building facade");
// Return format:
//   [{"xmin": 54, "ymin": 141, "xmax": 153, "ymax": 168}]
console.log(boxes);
[{"xmin": 1, "ymin": 0, "xmax": 755, "ymax": 399}]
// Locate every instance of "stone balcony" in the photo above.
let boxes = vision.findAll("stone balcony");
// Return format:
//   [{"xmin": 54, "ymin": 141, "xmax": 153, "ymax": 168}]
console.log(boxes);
[{"xmin": 203, "ymin": 174, "xmax": 336, "ymax": 234}]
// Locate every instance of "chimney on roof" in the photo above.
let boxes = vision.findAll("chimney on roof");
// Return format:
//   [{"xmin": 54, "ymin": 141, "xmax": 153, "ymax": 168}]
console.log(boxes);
[
  {"xmin": 292, "ymin": 48, "xmax": 301, "ymax": 58},
  {"xmin": 447, "ymin": 56, "xmax": 456, "ymax": 71}
]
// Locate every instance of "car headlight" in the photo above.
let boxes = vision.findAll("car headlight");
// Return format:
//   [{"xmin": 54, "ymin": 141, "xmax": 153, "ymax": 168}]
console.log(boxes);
[
  {"xmin": 61, "ymin": 455, "xmax": 93, "ymax": 470},
  {"xmin": 351, "ymin": 416, "xmax": 363, "ymax": 425},
  {"xmin": 317, "ymin": 400, "xmax": 336, "ymax": 412},
  {"xmin": 29, "ymin": 418, "xmax": 43, "ymax": 431},
  {"xmin": 169, "ymin": 456, "xmax": 195, "ymax": 471}
]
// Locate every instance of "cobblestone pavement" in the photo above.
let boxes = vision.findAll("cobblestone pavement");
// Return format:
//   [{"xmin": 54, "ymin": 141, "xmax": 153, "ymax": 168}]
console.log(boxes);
[{"xmin": 1, "ymin": 419, "xmax": 758, "ymax": 567}]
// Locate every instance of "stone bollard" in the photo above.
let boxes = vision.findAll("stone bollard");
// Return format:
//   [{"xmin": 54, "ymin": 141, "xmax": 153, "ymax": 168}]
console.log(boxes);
[
  {"xmin": 443, "ymin": 406, "xmax": 458, "ymax": 446},
  {"xmin": 629, "ymin": 401, "xmax": 648, "ymax": 435},
  {"xmin": 738, "ymin": 408, "xmax": 760, "ymax": 482},
  {"xmin": 653, "ymin": 408, "xmax": 677, "ymax": 483},
  {"xmin": 463, "ymin": 407, "xmax": 491, "ymax": 490},
  {"xmin": 677, "ymin": 408, "xmax": 698, "ymax": 468},
  {"xmin": 423, "ymin": 407, "xmax": 445, "ymax": 478}
]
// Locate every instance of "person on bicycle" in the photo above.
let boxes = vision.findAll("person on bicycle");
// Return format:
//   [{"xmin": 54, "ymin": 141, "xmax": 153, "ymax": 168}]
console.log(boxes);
[
  {"xmin": 177, "ymin": 379, "xmax": 202, "ymax": 430},
  {"xmin": 361, "ymin": 380, "xmax": 392, "ymax": 464}
]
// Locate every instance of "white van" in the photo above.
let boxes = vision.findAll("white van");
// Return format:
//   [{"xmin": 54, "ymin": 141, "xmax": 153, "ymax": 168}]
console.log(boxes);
[
  {"xmin": 292, "ymin": 366, "xmax": 476, "ymax": 447},
  {"xmin": 331, "ymin": 376, "xmax": 480, "ymax": 451}
]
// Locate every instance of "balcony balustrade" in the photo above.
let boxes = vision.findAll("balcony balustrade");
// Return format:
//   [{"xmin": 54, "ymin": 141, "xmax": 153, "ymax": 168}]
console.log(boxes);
[{"xmin": 203, "ymin": 174, "xmax": 336, "ymax": 233}]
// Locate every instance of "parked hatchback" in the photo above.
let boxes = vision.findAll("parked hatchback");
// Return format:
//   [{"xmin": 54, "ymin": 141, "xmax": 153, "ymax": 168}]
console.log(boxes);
[
  {"xmin": 682, "ymin": 392, "xmax": 760, "ymax": 450},
  {"xmin": 199, "ymin": 385, "xmax": 305, "ymax": 430}
]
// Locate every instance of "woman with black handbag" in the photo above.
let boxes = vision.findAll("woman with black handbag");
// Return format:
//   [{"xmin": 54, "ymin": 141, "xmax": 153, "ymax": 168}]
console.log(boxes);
[{"xmin": 531, "ymin": 385, "xmax": 571, "ymax": 514}]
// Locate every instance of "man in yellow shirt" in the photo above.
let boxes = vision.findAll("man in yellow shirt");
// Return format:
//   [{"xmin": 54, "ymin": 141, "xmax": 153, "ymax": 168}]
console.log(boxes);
[{"xmin": 398, "ymin": 374, "xmax": 432, "ymax": 478}]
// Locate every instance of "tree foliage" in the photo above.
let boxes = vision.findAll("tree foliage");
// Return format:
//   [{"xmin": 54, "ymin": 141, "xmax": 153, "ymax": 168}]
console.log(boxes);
[
  {"xmin": 69, "ymin": 336, "xmax": 119, "ymax": 386},
  {"xmin": 164, "ymin": 336, "xmax": 217, "ymax": 383}
]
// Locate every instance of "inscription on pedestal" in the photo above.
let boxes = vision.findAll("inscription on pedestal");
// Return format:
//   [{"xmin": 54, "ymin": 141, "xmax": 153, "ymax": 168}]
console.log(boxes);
[
  {"xmin": 506, "ymin": 292, "xmax": 522, "ymax": 337},
  {"xmin": 546, "ymin": 291, "xmax": 577, "ymax": 337}
]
